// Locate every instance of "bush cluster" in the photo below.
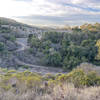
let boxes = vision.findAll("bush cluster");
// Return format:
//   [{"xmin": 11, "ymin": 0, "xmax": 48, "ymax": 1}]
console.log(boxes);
[{"xmin": 28, "ymin": 24, "xmax": 100, "ymax": 70}]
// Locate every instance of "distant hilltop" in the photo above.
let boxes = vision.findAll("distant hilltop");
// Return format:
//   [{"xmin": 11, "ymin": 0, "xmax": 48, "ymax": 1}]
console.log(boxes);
[{"xmin": 0, "ymin": 17, "xmax": 39, "ymax": 29}]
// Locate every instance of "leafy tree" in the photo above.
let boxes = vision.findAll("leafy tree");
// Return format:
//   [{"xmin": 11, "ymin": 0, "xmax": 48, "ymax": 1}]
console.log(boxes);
[
  {"xmin": 43, "ymin": 32, "xmax": 63, "ymax": 43},
  {"xmin": 28, "ymin": 25, "xmax": 100, "ymax": 70},
  {"xmin": 0, "ymin": 42, "xmax": 5, "ymax": 52},
  {"xmin": 29, "ymin": 35, "xmax": 41, "ymax": 49},
  {"xmin": 81, "ymin": 39, "xmax": 96, "ymax": 47},
  {"xmin": 42, "ymin": 40, "xmax": 51, "ymax": 50},
  {"xmin": 96, "ymin": 40, "xmax": 100, "ymax": 60},
  {"xmin": 45, "ymin": 51, "xmax": 62, "ymax": 66},
  {"xmin": 63, "ymin": 56, "xmax": 81, "ymax": 70}
]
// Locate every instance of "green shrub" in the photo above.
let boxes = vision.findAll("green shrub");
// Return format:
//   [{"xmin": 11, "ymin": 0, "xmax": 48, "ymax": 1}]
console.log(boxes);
[
  {"xmin": 22, "ymin": 65, "xmax": 29, "ymax": 69},
  {"xmin": 63, "ymin": 56, "xmax": 81, "ymax": 70},
  {"xmin": 0, "ymin": 42, "xmax": 5, "ymax": 52},
  {"xmin": 4, "ymin": 35, "xmax": 16, "ymax": 42},
  {"xmin": 87, "ymin": 71, "xmax": 100, "ymax": 86},
  {"xmin": 57, "ymin": 69, "xmax": 100, "ymax": 87},
  {"xmin": 45, "ymin": 51, "xmax": 62, "ymax": 66}
]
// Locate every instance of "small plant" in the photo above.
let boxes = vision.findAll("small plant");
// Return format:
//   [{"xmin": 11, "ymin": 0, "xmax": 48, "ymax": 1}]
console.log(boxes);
[
  {"xmin": 22, "ymin": 65, "xmax": 29, "ymax": 69},
  {"xmin": 0, "ymin": 42, "xmax": 5, "ymax": 52}
]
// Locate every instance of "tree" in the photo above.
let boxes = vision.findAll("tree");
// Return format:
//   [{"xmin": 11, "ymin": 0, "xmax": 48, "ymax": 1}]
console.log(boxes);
[
  {"xmin": 63, "ymin": 56, "xmax": 81, "ymax": 70},
  {"xmin": 45, "ymin": 51, "xmax": 62, "ymax": 67},
  {"xmin": 29, "ymin": 35, "xmax": 41, "ymax": 49},
  {"xmin": 96, "ymin": 40, "xmax": 100, "ymax": 60},
  {"xmin": 0, "ymin": 42, "xmax": 5, "ymax": 52},
  {"xmin": 43, "ymin": 32, "xmax": 62, "ymax": 43},
  {"xmin": 81, "ymin": 39, "xmax": 95, "ymax": 47}
]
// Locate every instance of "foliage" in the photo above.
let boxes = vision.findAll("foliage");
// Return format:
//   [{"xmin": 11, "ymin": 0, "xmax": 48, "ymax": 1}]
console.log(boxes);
[
  {"xmin": 96, "ymin": 40, "xmax": 100, "ymax": 60},
  {"xmin": 57, "ymin": 69, "xmax": 100, "ymax": 87},
  {"xmin": 4, "ymin": 35, "xmax": 16, "ymax": 42},
  {"xmin": 44, "ymin": 51, "xmax": 62, "ymax": 66},
  {"xmin": 0, "ymin": 42, "xmax": 5, "ymax": 52},
  {"xmin": 28, "ymin": 35, "xmax": 41, "ymax": 50},
  {"xmin": 63, "ymin": 56, "xmax": 81, "ymax": 70},
  {"xmin": 28, "ymin": 23, "xmax": 100, "ymax": 71},
  {"xmin": 0, "ymin": 70, "xmax": 43, "ymax": 90},
  {"xmin": 43, "ymin": 32, "xmax": 62, "ymax": 43},
  {"xmin": 22, "ymin": 65, "xmax": 29, "ymax": 69},
  {"xmin": 0, "ymin": 68, "xmax": 100, "ymax": 91}
]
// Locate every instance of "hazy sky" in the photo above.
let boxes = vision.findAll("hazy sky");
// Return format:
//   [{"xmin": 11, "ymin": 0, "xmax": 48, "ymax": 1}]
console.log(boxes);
[{"xmin": 0, "ymin": 0, "xmax": 100, "ymax": 26}]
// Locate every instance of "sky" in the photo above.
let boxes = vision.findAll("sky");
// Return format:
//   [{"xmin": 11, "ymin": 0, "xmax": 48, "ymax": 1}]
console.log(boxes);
[{"xmin": 0, "ymin": 0, "xmax": 100, "ymax": 26}]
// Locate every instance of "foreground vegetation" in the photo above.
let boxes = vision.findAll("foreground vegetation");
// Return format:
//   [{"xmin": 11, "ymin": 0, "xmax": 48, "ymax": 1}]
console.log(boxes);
[
  {"xmin": 0, "ymin": 63, "xmax": 100, "ymax": 100},
  {"xmin": 1, "ymin": 18, "xmax": 100, "ymax": 100},
  {"xmin": 1, "ymin": 83, "xmax": 100, "ymax": 100}
]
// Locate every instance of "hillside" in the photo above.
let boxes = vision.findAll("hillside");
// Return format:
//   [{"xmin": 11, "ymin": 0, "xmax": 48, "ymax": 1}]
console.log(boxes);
[
  {"xmin": 0, "ymin": 17, "xmax": 64, "ymax": 74},
  {"xmin": 0, "ymin": 17, "xmax": 37, "ymax": 28},
  {"xmin": 0, "ymin": 18, "xmax": 100, "ymax": 72},
  {"xmin": 1, "ymin": 17, "xmax": 100, "ymax": 100}
]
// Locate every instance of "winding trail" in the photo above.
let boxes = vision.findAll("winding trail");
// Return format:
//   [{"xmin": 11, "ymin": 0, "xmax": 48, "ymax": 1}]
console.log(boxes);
[
  {"xmin": 14, "ymin": 38, "xmax": 63, "ymax": 74},
  {"xmin": 16, "ymin": 38, "xmax": 29, "ymax": 52}
]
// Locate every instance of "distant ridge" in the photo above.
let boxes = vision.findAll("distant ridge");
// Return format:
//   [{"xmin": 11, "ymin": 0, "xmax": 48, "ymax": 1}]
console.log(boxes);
[
  {"xmin": 0, "ymin": 17, "xmax": 17, "ymax": 25},
  {"xmin": 0, "ymin": 17, "xmax": 39, "ymax": 29}
]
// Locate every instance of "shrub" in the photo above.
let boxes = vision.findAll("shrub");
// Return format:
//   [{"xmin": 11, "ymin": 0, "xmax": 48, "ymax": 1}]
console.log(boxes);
[
  {"xmin": 45, "ymin": 51, "xmax": 62, "ymax": 66},
  {"xmin": 4, "ymin": 35, "xmax": 16, "ymax": 42},
  {"xmin": 0, "ymin": 42, "xmax": 5, "ymax": 52},
  {"xmin": 57, "ymin": 69, "xmax": 100, "ymax": 87},
  {"xmin": 63, "ymin": 56, "xmax": 81, "ymax": 70},
  {"xmin": 87, "ymin": 71, "xmax": 100, "ymax": 86},
  {"xmin": 22, "ymin": 65, "xmax": 29, "ymax": 69}
]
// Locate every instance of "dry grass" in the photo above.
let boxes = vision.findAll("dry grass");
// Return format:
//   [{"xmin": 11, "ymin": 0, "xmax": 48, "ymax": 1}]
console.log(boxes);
[
  {"xmin": 77, "ymin": 63, "xmax": 100, "ymax": 75},
  {"xmin": 0, "ymin": 83, "xmax": 100, "ymax": 100},
  {"xmin": 0, "ymin": 63, "xmax": 100, "ymax": 100}
]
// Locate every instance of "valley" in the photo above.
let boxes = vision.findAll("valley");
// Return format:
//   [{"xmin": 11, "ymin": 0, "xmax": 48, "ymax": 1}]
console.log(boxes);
[
  {"xmin": 0, "ymin": 0, "xmax": 100, "ymax": 99},
  {"xmin": 14, "ymin": 37, "xmax": 63, "ymax": 74},
  {"xmin": 0, "ymin": 17, "xmax": 100, "ymax": 100},
  {"xmin": 0, "ymin": 18, "xmax": 64, "ymax": 74}
]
